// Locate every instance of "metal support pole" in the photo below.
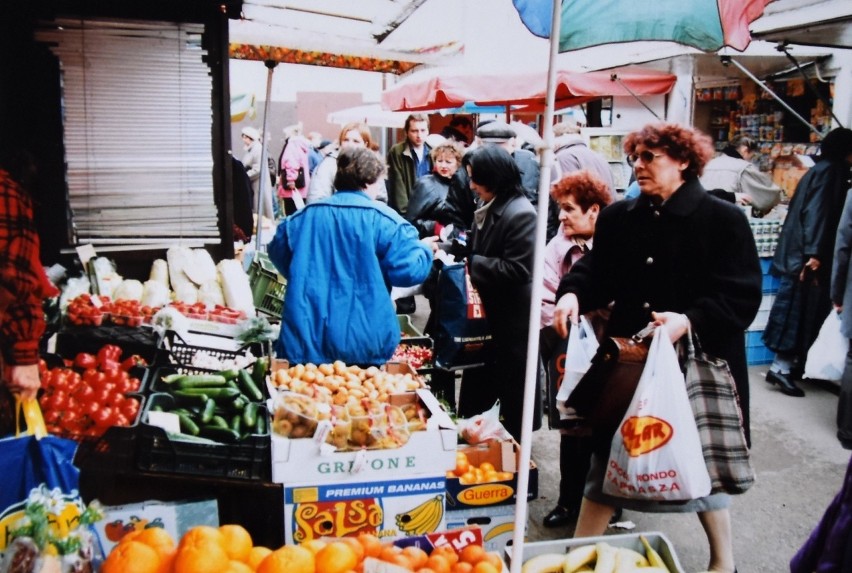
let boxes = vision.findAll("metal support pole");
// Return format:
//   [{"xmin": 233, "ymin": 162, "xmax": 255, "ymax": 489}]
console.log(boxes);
[
  {"xmin": 254, "ymin": 60, "xmax": 278, "ymax": 253},
  {"xmin": 778, "ymin": 45, "xmax": 844, "ymax": 128},
  {"xmin": 611, "ymin": 74, "xmax": 661, "ymax": 120}
]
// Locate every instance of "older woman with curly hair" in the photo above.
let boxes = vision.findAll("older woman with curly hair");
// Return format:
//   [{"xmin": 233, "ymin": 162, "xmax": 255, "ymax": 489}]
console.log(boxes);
[
  {"xmin": 540, "ymin": 169, "xmax": 613, "ymax": 529},
  {"xmin": 553, "ymin": 123, "xmax": 762, "ymax": 573}
]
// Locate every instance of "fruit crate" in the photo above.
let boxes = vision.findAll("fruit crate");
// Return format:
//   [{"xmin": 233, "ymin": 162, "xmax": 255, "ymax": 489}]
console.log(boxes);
[
  {"xmin": 159, "ymin": 330, "xmax": 266, "ymax": 368},
  {"xmin": 505, "ymin": 531, "xmax": 684, "ymax": 573},
  {"xmin": 56, "ymin": 325, "xmax": 162, "ymax": 365},
  {"xmin": 746, "ymin": 330, "xmax": 775, "ymax": 365},
  {"xmin": 760, "ymin": 257, "xmax": 780, "ymax": 294},
  {"xmin": 249, "ymin": 252, "xmax": 286, "ymax": 318},
  {"xmin": 136, "ymin": 393, "xmax": 271, "ymax": 480}
]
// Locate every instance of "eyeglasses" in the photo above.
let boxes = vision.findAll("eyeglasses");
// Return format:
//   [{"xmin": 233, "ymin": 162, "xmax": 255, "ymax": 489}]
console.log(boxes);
[{"xmin": 627, "ymin": 150, "xmax": 665, "ymax": 166}]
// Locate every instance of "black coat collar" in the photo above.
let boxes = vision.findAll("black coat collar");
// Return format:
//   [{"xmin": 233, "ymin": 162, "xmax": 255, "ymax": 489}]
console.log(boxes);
[{"xmin": 626, "ymin": 178, "xmax": 706, "ymax": 217}]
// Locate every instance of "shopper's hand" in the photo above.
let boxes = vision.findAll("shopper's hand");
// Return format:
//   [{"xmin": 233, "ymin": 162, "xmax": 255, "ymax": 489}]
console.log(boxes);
[
  {"xmin": 5, "ymin": 364, "xmax": 41, "ymax": 400},
  {"xmin": 448, "ymin": 238, "xmax": 471, "ymax": 261},
  {"xmin": 553, "ymin": 293, "xmax": 579, "ymax": 339},
  {"xmin": 651, "ymin": 311, "xmax": 690, "ymax": 343},
  {"xmin": 834, "ymin": 302, "xmax": 843, "ymax": 313},
  {"xmin": 799, "ymin": 257, "xmax": 820, "ymax": 281},
  {"xmin": 735, "ymin": 193, "xmax": 752, "ymax": 205},
  {"xmin": 420, "ymin": 236, "xmax": 440, "ymax": 255}
]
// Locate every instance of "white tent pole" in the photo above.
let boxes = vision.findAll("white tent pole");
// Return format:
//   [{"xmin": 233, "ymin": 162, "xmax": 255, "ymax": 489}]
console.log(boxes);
[
  {"xmin": 255, "ymin": 60, "xmax": 278, "ymax": 253},
  {"xmin": 510, "ymin": 0, "xmax": 561, "ymax": 571}
]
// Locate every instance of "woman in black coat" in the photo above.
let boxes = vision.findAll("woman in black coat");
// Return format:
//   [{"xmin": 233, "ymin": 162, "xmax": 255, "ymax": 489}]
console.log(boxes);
[
  {"xmin": 763, "ymin": 127, "xmax": 852, "ymax": 397},
  {"xmin": 553, "ymin": 123, "xmax": 762, "ymax": 573},
  {"xmin": 456, "ymin": 145, "xmax": 537, "ymax": 441},
  {"xmin": 405, "ymin": 141, "xmax": 465, "ymax": 238}
]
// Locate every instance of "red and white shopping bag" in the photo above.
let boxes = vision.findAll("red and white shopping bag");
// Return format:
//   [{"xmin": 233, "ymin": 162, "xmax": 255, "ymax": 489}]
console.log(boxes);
[{"xmin": 603, "ymin": 328, "xmax": 712, "ymax": 501}]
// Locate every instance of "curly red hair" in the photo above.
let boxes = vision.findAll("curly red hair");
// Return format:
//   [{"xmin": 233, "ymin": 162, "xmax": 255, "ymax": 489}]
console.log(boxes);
[
  {"xmin": 550, "ymin": 169, "xmax": 613, "ymax": 212},
  {"xmin": 623, "ymin": 123, "xmax": 715, "ymax": 180}
]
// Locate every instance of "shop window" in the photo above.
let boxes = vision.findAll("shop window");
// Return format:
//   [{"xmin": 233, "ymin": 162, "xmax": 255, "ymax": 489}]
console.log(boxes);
[{"xmin": 35, "ymin": 19, "xmax": 219, "ymax": 250}]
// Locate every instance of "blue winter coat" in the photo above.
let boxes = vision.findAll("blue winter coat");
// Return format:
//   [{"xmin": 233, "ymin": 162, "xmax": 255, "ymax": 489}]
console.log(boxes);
[{"xmin": 267, "ymin": 190, "xmax": 432, "ymax": 365}]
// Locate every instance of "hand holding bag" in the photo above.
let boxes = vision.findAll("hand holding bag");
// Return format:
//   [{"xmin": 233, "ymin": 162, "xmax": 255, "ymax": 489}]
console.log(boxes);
[
  {"xmin": 685, "ymin": 332, "xmax": 756, "ymax": 495},
  {"xmin": 555, "ymin": 316, "xmax": 599, "ymax": 420},
  {"xmin": 565, "ymin": 324, "xmax": 655, "ymax": 436},
  {"xmin": 603, "ymin": 328, "xmax": 712, "ymax": 501},
  {"xmin": 804, "ymin": 311, "xmax": 848, "ymax": 382},
  {"xmin": 431, "ymin": 261, "xmax": 495, "ymax": 369}
]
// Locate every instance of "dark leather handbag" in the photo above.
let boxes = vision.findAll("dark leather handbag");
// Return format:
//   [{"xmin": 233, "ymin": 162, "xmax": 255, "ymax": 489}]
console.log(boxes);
[{"xmin": 564, "ymin": 324, "xmax": 655, "ymax": 436}]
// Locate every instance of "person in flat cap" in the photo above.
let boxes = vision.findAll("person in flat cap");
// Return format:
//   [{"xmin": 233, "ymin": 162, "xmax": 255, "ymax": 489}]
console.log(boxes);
[
  {"xmin": 444, "ymin": 120, "xmax": 540, "ymax": 233},
  {"xmin": 240, "ymin": 126, "xmax": 263, "ymax": 206}
]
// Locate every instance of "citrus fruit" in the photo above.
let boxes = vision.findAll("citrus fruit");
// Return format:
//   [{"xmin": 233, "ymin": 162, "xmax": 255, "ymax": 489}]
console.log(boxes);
[
  {"xmin": 302, "ymin": 539, "xmax": 328, "ymax": 555},
  {"xmin": 357, "ymin": 533, "xmax": 383, "ymax": 559},
  {"xmin": 459, "ymin": 544, "xmax": 486, "ymax": 565},
  {"xmin": 133, "ymin": 527, "xmax": 176, "ymax": 559},
  {"xmin": 225, "ymin": 560, "xmax": 254, "ymax": 573},
  {"xmin": 257, "ymin": 545, "xmax": 315, "ymax": 573},
  {"xmin": 425, "ymin": 554, "xmax": 451, "ymax": 573},
  {"xmin": 102, "ymin": 540, "xmax": 161, "ymax": 573},
  {"xmin": 451, "ymin": 562, "xmax": 474, "ymax": 573},
  {"xmin": 340, "ymin": 536, "xmax": 365, "ymax": 562},
  {"xmin": 247, "ymin": 546, "xmax": 273, "ymax": 570},
  {"xmin": 481, "ymin": 552, "xmax": 503, "ymax": 570},
  {"xmin": 178, "ymin": 525, "xmax": 225, "ymax": 550},
  {"xmin": 220, "ymin": 524, "xmax": 253, "ymax": 562},
  {"xmin": 316, "ymin": 540, "xmax": 359, "ymax": 573},
  {"xmin": 173, "ymin": 542, "xmax": 230, "ymax": 573},
  {"xmin": 402, "ymin": 546, "xmax": 429, "ymax": 569},
  {"xmin": 472, "ymin": 562, "xmax": 499, "ymax": 573}
]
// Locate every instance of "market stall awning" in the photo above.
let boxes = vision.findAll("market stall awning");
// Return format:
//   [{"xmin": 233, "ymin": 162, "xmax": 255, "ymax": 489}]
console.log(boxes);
[
  {"xmin": 380, "ymin": 66, "xmax": 678, "ymax": 112},
  {"xmin": 229, "ymin": 0, "xmax": 463, "ymax": 73},
  {"xmin": 750, "ymin": 0, "xmax": 852, "ymax": 49}
]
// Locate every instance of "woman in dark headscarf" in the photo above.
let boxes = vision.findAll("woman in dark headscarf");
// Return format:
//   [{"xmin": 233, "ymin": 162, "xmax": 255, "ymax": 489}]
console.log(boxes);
[{"xmin": 455, "ymin": 145, "xmax": 537, "ymax": 441}]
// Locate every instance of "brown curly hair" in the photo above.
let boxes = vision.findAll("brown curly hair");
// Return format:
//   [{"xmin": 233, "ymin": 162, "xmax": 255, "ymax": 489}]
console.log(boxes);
[
  {"xmin": 623, "ymin": 123, "xmax": 715, "ymax": 180},
  {"xmin": 550, "ymin": 170, "xmax": 613, "ymax": 212}
]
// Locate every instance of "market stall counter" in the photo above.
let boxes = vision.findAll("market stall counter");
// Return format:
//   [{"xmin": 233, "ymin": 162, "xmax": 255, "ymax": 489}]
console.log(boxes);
[{"xmin": 76, "ymin": 427, "xmax": 285, "ymax": 548}]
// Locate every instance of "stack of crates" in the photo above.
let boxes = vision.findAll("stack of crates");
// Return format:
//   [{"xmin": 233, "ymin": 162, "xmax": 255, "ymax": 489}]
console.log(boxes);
[
  {"xmin": 746, "ymin": 257, "xmax": 780, "ymax": 365},
  {"xmin": 248, "ymin": 251, "xmax": 286, "ymax": 318}
]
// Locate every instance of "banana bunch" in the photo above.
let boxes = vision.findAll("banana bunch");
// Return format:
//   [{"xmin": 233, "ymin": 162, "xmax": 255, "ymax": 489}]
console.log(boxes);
[
  {"xmin": 521, "ymin": 535, "xmax": 671, "ymax": 573},
  {"xmin": 395, "ymin": 494, "xmax": 444, "ymax": 536}
]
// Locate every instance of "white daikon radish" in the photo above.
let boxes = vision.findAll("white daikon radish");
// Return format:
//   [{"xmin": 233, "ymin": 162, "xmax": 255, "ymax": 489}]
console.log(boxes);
[
  {"xmin": 174, "ymin": 282, "xmax": 199, "ymax": 304},
  {"xmin": 113, "ymin": 279, "xmax": 144, "ymax": 302},
  {"xmin": 198, "ymin": 280, "xmax": 225, "ymax": 307},
  {"xmin": 184, "ymin": 249, "xmax": 217, "ymax": 286},
  {"xmin": 217, "ymin": 259, "xmax": 255, "ymax": 315},
  {"xmin": 141, "ymin": 280, "xmax": 170, "ymax": 308},
  {"xmin": 166, "ymin": 247, "xmax": 194, "ymax": 292},
  {"xmin": 149, "ymin": 259, "xmax": 169, "ymax": 286}
]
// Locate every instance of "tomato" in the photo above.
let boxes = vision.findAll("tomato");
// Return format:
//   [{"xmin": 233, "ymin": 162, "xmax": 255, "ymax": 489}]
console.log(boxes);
[
  {"xmin": 73, "ymin": 384, "xmax": 94, "ymax": 401},
  {"xmin": 84, "ymin": 401, "xmax": 100, "ymax": 415},
  {"xmin": 120, "ymin": 399, "xmax": 140, "ymax": 420},
  {"xmin": 120, "ymin": 355, "xmax": 147, "ymax": 371},
  {"xmin": 74, "ymin": 353, "xmax": 97, "ymax": 369},
  {"xmin": 97, "ymin": 344, "xmax": 122, "ymax": 367},
  {"xmin": 92, "ymin": 407, "xmax": 114, "ymax": 429}
]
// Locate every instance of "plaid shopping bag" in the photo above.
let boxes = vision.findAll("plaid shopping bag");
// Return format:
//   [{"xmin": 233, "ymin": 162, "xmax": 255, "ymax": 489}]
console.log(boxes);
[{"xmin": 684, "ymin": 334, "xmax": 755, "ymax": 495}]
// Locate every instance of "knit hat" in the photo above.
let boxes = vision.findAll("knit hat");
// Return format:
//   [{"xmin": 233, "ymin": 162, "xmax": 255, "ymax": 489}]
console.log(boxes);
[{"xmin": 241, "ymin": 126, "xmax": 260, "ymax": 141}]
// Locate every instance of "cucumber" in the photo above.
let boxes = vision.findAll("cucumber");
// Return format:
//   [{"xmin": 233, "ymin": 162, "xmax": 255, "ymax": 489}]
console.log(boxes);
[
  {"xmin": 176, "ymin": 413, "xmax": 200, "ymax": 436},
  {"xmin": 230, "ymin": 414, "xmax": 242, "ymax": 433},
  {"xmin": 210, "ymin": 415, "xmax": 229, "ymax": 429},
  {"xmin": 231, "ymin": 396, "xmax": 248, "ymax": 411},
  {"xmin": 219, "ymin": 368, "xmax": 240, "ymax": 381},
  {"xmin": 251, "ymin": 357, "xmax": 269, "ymax": 387},
  {"xmin": 199, "ymin": 426, "xmax": 240, "ymax": 443},
  {"xmin": 242, "ymin": 402, "xmax": 259, "ymax": 429},
  {"xmin": 176, "ymin": 387, "xmax": 241, "ymax": 402},
  {"xmin": 161, "ymin": 373, "xmax": 185, "ymax": 384},
  {"xmin": 255, "ymin": 412, "xmax": 267, "ymax": 435},
  {"xmin": 175, "ymin": 374, "xmax": 228, "ymax": 389},
  {"xmin": 173, "ymin": 391, "xmax": 210, "ymax": 408},
  {"xmin": 237, "ymin": 369, "xmax": 264, "ymax": 401},
  {"xmin": 200, "ymin": 397, "xmax": 216, "ymax": 424}
]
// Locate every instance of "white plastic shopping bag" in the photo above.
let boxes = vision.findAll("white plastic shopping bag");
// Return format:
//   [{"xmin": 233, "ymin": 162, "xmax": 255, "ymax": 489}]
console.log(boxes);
[
  {"xmin": 556, "ymin": 316, "xmax": 599, "ymax": 420},
  {"xmin": 603, "ymin": 329, "xmax": 712, "ymax": 501},
  {"xmin": 804, "ymin": 311, "xmax": 848, "ymax": 382}
]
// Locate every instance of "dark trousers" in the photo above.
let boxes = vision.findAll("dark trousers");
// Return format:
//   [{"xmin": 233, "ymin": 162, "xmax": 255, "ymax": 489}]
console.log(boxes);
[
  {"xmin": 839, "ymin": 341, "xmax": 852, "ymax": 449},
  {"xmin": 558, "ymin": 433, "xmax": 595, "ymax": 509}
]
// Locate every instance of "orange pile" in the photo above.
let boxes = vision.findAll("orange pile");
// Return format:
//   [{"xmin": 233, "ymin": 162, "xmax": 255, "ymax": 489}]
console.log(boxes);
[
  {"xmin": 101, "ymin": 524, "xmax": 505, "ymax": 573},
  {"xmin": 447, "ymin": 451, "xmax": 514, "ymax": 485}
]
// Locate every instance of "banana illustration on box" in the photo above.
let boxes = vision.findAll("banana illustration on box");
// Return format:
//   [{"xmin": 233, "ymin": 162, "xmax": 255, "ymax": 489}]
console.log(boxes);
[{"xmin": 395, "ymin": 494, "xmax": 444, "ymax": 535}]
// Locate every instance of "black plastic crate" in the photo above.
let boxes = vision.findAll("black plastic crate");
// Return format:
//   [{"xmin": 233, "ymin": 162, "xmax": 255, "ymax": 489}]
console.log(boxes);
[
  {"xmin": 159, "ymin": 330, "xmax": 266, "ymax": 369},
  {"xmin": 137, "ymin": 393, "xmax": 270, "ymax": 480},
  {"xmin": 56, "ymin": 325, "xmax": 162, "ymax": 365},
  {"xmin": 148, "ymin": 365, "xmax": 269, "ymax": 401}
]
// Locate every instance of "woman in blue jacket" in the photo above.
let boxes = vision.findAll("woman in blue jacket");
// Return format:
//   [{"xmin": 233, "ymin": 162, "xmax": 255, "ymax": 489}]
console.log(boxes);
[{"xmin": 267, "ymin": 147, "xmax": 437, "ymax": 365}]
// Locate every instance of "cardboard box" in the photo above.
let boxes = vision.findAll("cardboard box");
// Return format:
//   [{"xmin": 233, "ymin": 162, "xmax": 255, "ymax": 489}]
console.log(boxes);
[
  {"xmin": 283, "ymin": 474, "xmax": 447, "ymax": 544},
  {"xmin": 445, "ymin": 504, "xmax": 522, "ymax": 553},
  {"xmin": 271, "ymin": 389, "xmax": 457, "ymax": 483},
  {"xmin": 445, "ymin": 440, "xmax": 538, "ymax": 509},
  {"xmin": 504, "ymin": 532, "xmax": 685, "ymax": 573},
  {"xmin": 93, "ymin": 499, "xmax": 218, "ymax": 555}
]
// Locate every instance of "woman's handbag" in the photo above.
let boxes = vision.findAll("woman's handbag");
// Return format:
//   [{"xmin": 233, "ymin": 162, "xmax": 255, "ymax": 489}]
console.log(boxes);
[
  {"xmin": 564, "ymin": 324, "xmax": 655, "ymax": 436},
  {"xmin": 684, "ymin": 332, "xmax": 756, "ymax": 495},
  {"xmin": 603, "ymin": 328, "xmax": 712, "ymax": 501},
  {"xmin": 430, "ymin": 261, "xmax": 495, "ymax": 369}
]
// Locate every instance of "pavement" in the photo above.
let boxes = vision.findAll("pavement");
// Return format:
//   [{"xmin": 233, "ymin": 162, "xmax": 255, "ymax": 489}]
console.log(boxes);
[{"xmin": 408, "ymin": 295, "xmax": 851, "ymax": 573}]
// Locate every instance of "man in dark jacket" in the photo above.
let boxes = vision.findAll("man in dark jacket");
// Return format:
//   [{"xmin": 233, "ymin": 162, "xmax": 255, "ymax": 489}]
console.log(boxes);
[{"xmin": 444, "ymin": 121, "xmax": 540, "ymax": 233}]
